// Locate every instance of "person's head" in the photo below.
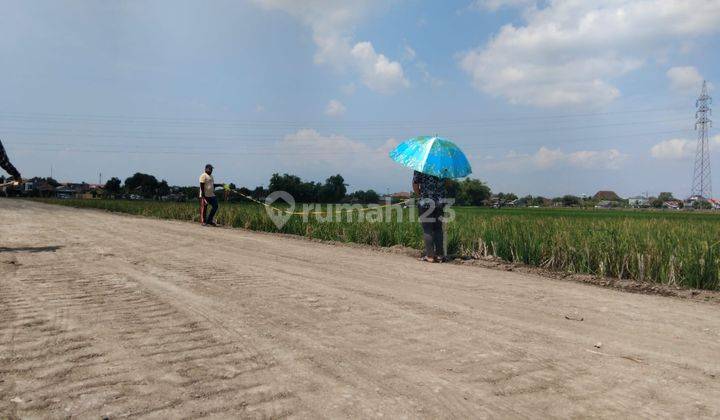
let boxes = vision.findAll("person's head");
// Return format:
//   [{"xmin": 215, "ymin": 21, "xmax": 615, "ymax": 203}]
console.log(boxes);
[{"xmin": 205, "ymin": 164, "xmax": 214, "ymax": 175}]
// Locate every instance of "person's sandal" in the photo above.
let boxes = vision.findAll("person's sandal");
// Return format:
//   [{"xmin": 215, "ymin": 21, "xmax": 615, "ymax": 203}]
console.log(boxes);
[{"xmin": 418, "ymin": 256, "xmax": 438, "ymax": 263}]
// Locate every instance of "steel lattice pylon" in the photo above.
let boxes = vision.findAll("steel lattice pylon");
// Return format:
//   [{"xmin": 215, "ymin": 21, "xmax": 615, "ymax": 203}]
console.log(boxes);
[{"xmin": 691, "ymin": 81, "xmax": 712, "ymax": 200}]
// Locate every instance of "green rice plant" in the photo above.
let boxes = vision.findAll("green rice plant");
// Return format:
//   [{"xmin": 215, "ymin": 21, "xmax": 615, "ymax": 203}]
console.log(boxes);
[{"xmin": 37, "ymin": 198, "xmax": 720, "ymax": 290}]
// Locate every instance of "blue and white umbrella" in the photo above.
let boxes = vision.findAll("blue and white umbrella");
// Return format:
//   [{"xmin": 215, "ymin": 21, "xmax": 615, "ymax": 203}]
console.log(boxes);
[{"xmin": 389, "ymin": 135, "xmax": 472, "ymax": 178}]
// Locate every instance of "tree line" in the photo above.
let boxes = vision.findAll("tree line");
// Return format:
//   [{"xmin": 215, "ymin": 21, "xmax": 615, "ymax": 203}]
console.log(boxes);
[
  {"xmin": 94, "ymin": 171, "xmax": 495, "ymax": 205},
  {"xmin": 12, "ymin": 172, "xmax": 706, "ymax": 209}
]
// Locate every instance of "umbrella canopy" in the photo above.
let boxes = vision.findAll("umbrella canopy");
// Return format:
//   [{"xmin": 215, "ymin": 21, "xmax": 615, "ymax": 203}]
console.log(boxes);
[{"xmin": 389, "ymin": 135, "xmax": 472, "ymax": 178}]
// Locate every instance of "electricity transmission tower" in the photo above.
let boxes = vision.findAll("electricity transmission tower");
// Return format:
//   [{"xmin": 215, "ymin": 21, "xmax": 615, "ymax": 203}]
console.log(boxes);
[{"xmin": 691, "ymin": 80, "xmax": 712, "ymax": 199}]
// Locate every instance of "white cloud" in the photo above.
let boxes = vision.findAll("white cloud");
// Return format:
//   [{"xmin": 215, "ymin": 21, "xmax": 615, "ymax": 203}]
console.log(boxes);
[
  {"xmin": 403, "ymin": 45, "xmax": 416, "ymax": 61},
  {"xmin": 325, "ymin": 99, "xmax": 346, "ymax": 116},
  {"xmin": 252, "ymin": 0, "xmax": 408, "ymax": 94},
  {"xmin": 485, "ymin": 146, "xmax": 628, "ymax": 171},
  {"xmin": 340, "ymin": 82, "xmax": 356, "ymax": 95},
  {"xmin": 651, "ymin": 138, "xmax": 694, "ymax": 160},
  {"xmin": 275, "ymin": 129, "xmax": 405, "ymax": 189},
  {"xmin": 350, "ymin": 42, "xmax": 409, "ymax": 93},
  {"xmin": 470, "ymin": 0, "xmax": 537, "ymax": 12},
  {"xmin": 378, "ymin": 137, "xmax": 399, "ymax": 156},
  {"xmin": 277, "ymin": 129, "xmax": 399, "ymax": 172},
  {"xmin": 652, "ymin": 135, "xmax": 720, "ymax": 160},
  {"xmin": 667, "ymin": 66, "xmax": 704, "ymax": 93},
  {"xmin": 281, "ymin": 129, "xmax": 368, "ymax": 156},
  {"xmin": 567, "ymin": 149, "xmax": 627, "ymax": 170},
  {"xmin": 402, "ymin": 43, "xmax": 443, "ymax": 87},
  {"xmin": 459, "ymin": 0, "xmax": 720, "ymax": 107},
  {"xmin": 416, "ymin": 62, "xmax": 445, "ymax": 87}
]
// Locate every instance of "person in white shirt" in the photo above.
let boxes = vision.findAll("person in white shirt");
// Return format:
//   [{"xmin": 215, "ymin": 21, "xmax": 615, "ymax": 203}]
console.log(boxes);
[{"xmin": 199, "ymin": 164, "xmax": 222, "ymax": 226}]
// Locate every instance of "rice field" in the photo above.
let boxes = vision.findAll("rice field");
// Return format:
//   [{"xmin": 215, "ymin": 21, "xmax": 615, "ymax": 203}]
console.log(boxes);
[{"xmin": 41, "ymin": 198, "xmax": 720, "ymax": 290}]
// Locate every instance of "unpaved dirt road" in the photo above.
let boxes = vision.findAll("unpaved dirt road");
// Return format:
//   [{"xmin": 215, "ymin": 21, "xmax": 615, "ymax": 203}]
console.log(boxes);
[{"xmin": 1, "ymin": 200, "xmax": 719, "ymax": 419}]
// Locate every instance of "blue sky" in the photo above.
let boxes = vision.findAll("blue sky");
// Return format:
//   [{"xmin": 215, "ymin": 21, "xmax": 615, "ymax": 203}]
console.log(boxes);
[{"xmin": 1, "ymin": 0, "xmax": 719, "ymax": 198}]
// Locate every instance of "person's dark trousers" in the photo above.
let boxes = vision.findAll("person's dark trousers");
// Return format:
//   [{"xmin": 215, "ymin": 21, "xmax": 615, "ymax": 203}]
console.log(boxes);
[
  {"xmin": 205, "ymin": 196, "xmax": 219, "ymax": 224},
  {"xmin": 419, "ymin": 203, "xmax": 444, "ymax": 258}
]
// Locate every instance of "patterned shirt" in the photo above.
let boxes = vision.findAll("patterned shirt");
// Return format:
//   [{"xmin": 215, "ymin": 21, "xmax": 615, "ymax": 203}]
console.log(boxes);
[
  {"xmin": 413, "ymin": 171, "xmax": 446, "ymax": 202},
  {"xmin": 0, "ymin": 140, "xmax": 21, "ymax": 180}
]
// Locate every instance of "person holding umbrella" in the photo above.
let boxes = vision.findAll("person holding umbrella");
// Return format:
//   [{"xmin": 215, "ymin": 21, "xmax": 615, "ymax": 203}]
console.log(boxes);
[{"xmin": 390, "ymin": 135, "xmax": 472, "ymax": 263}]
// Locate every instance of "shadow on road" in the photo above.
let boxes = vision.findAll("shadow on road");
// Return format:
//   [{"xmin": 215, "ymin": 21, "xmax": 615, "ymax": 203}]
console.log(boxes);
[{"xmin": 0, "ymin": 246, "xmax": 62, "ymax": 253}]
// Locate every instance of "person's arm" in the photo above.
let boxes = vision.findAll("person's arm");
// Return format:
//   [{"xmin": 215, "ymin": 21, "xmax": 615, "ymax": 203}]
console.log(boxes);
[
  {"xmin": 412, "ymin": 171, "xmax": 421, "ymax": 196},
  {"xmin": 199, "ymin": 174, "xmax": 207, "ymax": 200},
  {"xmin": 0, "ymin": 140, "xmax": 21, "ymax": 182}
]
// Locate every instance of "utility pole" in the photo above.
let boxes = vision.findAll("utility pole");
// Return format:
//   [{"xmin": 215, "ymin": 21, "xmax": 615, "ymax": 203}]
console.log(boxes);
[{"xmin": 691, "ymin": 80, "xmax": 712, "ymax": 200}]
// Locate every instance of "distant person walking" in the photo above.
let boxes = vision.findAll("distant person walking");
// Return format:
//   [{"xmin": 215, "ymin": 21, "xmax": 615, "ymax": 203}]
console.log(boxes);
[
  {"xmin": 199, "ymin": 164, "xmax": 222, "ymax": 226},
  {"xmin": 0, "ymin": 139, "xmax": 22, "ymax": 183},
  {"xmin": 413, "ymin": 170, "xmax": 447, "ymax": 263}
]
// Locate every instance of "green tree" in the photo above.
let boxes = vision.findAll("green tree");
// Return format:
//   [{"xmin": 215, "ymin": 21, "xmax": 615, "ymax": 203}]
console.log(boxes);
[
  {"xmin": 252, "ymin": 186, "xmax": 267, "ymax": 199},
  {"xmin": 124, "ymin": 173, "xmax": 160, "ymax": 198},
  {"xmin": 693, "ymin": 200, "xmax": 712, "ymax": 210},
  {"xmin": 178, "ymin": 186, "xmax": 200, "ymax": 200},
  {"xmin": 269, "ymin": 173, "xmax": 308, "ymax": 200},
  {"xmin": 530, "ymin": 196, "xmax": 548, "ymax": 206},
  {"xmin": 650, "ymin": 193, "xmax": 676, "ymax": 208},
  {"xmin": 445, "ymin": 179, "xmax": 460, "ymax": 198},
  {"xmin": 496, "ymin": 192, "xmax": 518, "ymax": 202},
  {"xmin": 657, "ymin": 192, "xmax": 675, "ymax": 202},
  {"xmin": 158, "ymin": 180, "xmax": 170, "ymax": 197},
  {"xmin": 268, "ymin": 173, "xmax": 348, "ymax": 203},
  {"xmin": 457, "ymin": 179, "xmax": 492, "ymax": 206},
  {"xmin": 320, "ymin": 174, "xmax": 347, "ymax": 203},
  {"xmin": 104, "ymin": 177, "xmax": 122, "ymax": 197},
  {"xmin": 346, "ymin": 189, "xmax": 380, "ymax": 203},
  {"xmin": 562, "ymin": 195, "xmax": 581, "ymax": 207}
]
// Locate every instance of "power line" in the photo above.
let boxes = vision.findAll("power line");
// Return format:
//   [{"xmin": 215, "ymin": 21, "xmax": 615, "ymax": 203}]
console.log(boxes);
[
  {"xmin": 8, "ymin": 128, "xmax": 693, "ymax": 156},
  {"xmin": 0, "ymin": 117, "xmax": 693, "ymax": 143},
  {"xmin": 0, "ymin": 106, "xmax": 689, "ymax": 126}
]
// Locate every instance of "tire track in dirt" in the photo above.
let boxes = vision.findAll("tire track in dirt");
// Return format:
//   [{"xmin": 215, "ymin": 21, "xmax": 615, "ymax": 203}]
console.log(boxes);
[
  {"xmin": 0, "ymin": 206, "xmax": 309, "ymax": 418},
  {"xmin": 54, "ymin": 203, "xmax": 720, "ymax": 418},
  {"xmin": 4, "ymin": 261, "xmax": 305, "ymax": 418},
  {"xmin": 2, "ymin": 200, "xmax": 720, "ymax": 418}
]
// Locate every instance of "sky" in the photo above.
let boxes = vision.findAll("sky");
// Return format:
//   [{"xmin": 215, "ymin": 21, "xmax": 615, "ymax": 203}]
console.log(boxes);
[{"xmin": 1, "ymin": 0, "xmax": 719, "ymax": 198}]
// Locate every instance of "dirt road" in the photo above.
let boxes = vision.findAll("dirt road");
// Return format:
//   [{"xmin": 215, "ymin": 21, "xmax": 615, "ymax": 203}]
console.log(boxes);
[{"xmin": 1, "ymin": 200, "xmax": 719, "ymax": 418}]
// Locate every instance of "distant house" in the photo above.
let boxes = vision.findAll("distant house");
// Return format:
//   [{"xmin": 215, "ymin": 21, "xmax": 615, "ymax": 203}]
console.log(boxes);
[
  {"xmin": 55, "ymin": 186, "xmax": 79, "ymax": 199},
  {"xmin": 19, "ymin": 180, "xmax": 56, "ymax": 197},
  {"xmin": 160, "ymin": 193, "xmax": 186, "ymax": 202},
  {"xmin": 628, "ymin": 196, "xmax": 650, "ymax": 207},
  {"xmin": 595, "ymin": 200, "xmax": 618, "ymax": 209},
  {"xmin": 52, "ymin": 182, "xmax": 103, "ymax": 199},
  {"xmin": 663, "ymin": 200, "xmax": 681, "ymax": 210},
  {"xmin": 593, "ymin": 190, "xmax": 621, "ymax": 201},
  {"xmin": 384, "ymin": 191, "xmax": 412, "ymax": 202},
  {"xmin": 487, "ymin": 195, "xmax": 515, "ymax": 208},
  {"xmin": 709, "ymin": 199, "xmax": 720, "ymax": 210}
]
